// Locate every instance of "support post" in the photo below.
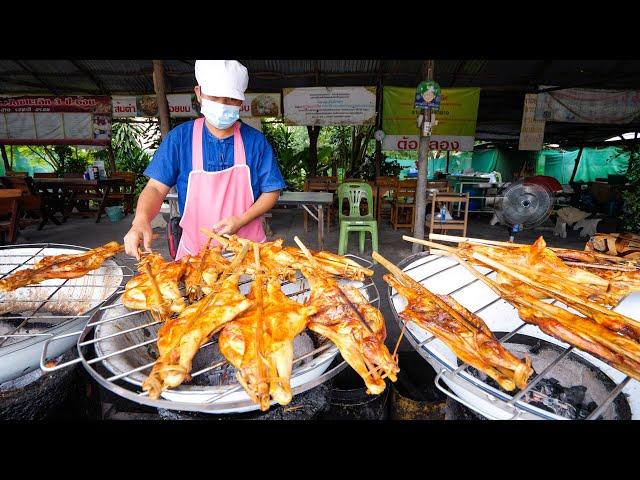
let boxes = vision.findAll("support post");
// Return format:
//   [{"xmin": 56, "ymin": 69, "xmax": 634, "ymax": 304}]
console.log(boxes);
[
  {"xmin": 445, "ymin": 150, "xmax": 450, "ymax": 173},
  {"xmin": 374, "ymin": 70, "xmax": 384, "ymax": 179},
  {"xmin": 569, "ymin": 145, "xmax": 584, "ymax": 184},
  {"xmin": 412, "ymin": 60, "xmax": 435, "ymax": 253},
  {"xmin": 153, "ymin": 60, "xmax": 178, "ymax": 217}
]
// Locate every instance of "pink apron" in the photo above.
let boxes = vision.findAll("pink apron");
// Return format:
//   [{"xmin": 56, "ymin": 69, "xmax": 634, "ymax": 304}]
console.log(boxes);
[{"xmin": 175, "ymin": 118, "xmax": 266, "ymax": 260}]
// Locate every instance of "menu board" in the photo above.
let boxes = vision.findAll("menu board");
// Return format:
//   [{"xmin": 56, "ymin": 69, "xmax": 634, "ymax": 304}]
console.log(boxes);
[
  {"xmin": 0, "ymin": 96, "xmax": 112, "ymax": 145},
  {"xmin": 283, "ymin": 86, "xmax": 377, "ymax": 126}
]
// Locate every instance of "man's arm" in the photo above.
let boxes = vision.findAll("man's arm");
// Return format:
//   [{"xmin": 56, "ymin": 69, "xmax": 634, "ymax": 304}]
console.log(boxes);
[
  {"xmin": 124, "ymin": 179, "xmax": 171, "ymax": 258},
  {"xmin": 213, "ymin": 190, "xmax": 280, "ymax": 235}
]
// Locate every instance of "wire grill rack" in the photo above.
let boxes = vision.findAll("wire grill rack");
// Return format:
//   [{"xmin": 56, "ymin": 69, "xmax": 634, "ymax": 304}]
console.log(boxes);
[
  {"xmin": 386, "ymin": 251, "xmax": 637, "ymax": 420},
  {"xmin": 0, "ymin": 243, "xmax": 131, "ymax": 384},
  {"xmin": 41, "ymin": 254, "xmax": 379, "ymax": 414},
  {"xmin": 0, "ymin": 243, "xmax": 130, "ymax": 344}
]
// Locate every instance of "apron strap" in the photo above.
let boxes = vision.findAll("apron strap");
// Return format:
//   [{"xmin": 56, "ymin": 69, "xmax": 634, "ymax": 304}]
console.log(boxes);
[
  {"xmin": 192, "ymin": 117, "xmax": 205, "ymax": 171},
  {"xmin": 233, "ymin": 122, "xmax": 247, "ymax": 166}
]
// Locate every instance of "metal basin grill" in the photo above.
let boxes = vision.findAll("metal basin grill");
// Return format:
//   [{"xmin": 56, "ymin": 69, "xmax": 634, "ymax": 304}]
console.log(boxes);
[{"xmin": 387, "ymin": 252, "xmax": 640, "ymax": 420}]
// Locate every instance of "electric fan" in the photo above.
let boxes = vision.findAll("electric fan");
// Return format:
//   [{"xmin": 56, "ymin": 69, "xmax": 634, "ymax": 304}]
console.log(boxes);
[{"xmin": 494, "ymin": 181, "xmax": 555, "ymax": 242}]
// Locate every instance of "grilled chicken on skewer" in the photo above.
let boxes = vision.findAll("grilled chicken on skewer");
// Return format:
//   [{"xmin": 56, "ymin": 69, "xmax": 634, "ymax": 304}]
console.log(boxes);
[
  {"xmin": 302, "ymin": 267, "xmax": 398, "ymax": 395},
  {"xmin": 122, "ymin": 253, "xmax": 187, "ymax": 316},
  {"xmin": 183, "ymin": 242, "xmax": 231, "ymax": 301},
  {"xmin": 375, "ymin": 250, "xmax": 533, "ymax": 392},
  {"xmin": 142, "ymin": 272, "xmax": 253, "ymax": 399},
  {"xmin": 450, "ymin": 256, "xmax": 640, "ymax": 382},
  {"xmin": 0, "ymin": 241, "xmax": 122, "ymax": 292},
  {"xmin": 200, "ymin": 229, "xmax": 374, "ymax": 281}
]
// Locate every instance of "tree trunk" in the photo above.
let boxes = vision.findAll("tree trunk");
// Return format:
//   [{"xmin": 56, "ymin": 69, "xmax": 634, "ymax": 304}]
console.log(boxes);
[
  {"xmin": 106, "ymin": 145, "xmax": 117, "ymax": 174},
  {"xmin": 307, "ymin": 126, "xmax": 321, "ymax": 176},
  {"xmin": 0, "ymin": 145, "xmax": 10, "ymax": 173}
]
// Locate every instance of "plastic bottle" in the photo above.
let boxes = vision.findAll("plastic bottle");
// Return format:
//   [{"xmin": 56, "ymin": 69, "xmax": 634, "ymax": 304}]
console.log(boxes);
[{"xmin": 440, "ymin": 206, "xmax": 447, "ymax": 223}]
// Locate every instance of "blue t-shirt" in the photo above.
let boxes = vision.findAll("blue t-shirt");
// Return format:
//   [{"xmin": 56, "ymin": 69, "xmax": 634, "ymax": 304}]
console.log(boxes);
[{"xmin": 144, "ymin": 120, "xmax": 285, "ymax": 215}]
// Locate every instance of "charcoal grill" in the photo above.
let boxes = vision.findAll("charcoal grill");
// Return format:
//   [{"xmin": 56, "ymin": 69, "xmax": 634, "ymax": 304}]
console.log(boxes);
[
  {"xmin": 42, "ymin": 254, "xmax": 379, "ymax": 414},
  {"xmin": 387, "ymin": 252, "xmax": 640, "ymax": 420},
  {"xmin": 0, "ymin": 243, "xmax": 129, "ymax": 384}
]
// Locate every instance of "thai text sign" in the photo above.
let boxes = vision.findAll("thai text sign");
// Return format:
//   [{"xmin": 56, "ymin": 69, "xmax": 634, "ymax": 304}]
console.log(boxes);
[
  {"xmin": 0, "ymin": 95, "xmax": 112, "ymax": 146},
  {"xmin": 535, "ymin": 87, "xmax": 640, "ymax": 124},
  {"xmin": 113, "ymin": 94, "xmax": 197, "ymax": 118},
  {"xmin": 283, "ymin": 86, "xmax": 376, "ymax": 126},
  {"xmin": 519, "ymin": 93, "xmax": 546, "ymax": 150},
  {"xmin": 114, "ymin": 93, "xmax": 281, "ymax": 119},
  {"xmin": 382, "ymin": 86, "xmax": 480, "ymax": 151}
]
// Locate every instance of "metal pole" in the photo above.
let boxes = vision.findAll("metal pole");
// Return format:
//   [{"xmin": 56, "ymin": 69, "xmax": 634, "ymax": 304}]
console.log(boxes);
[{"xmin": 412, "ymin": 60, "xmax": 434, "ymax": 253}]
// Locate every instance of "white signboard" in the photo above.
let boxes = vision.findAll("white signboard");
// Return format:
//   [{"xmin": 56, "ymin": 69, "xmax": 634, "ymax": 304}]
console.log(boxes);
[
  {"xmin": 519, "ymin": 93, "xmax": 545, "ymax": 151},
  {"xmin": 283, "ymin": 86, "xmax": 376, "ymax": 126},
  {"xmin": 382, "ymin": 135, "xmax": 474, "ymax": 152},
  {"xmin": 112, "ymin": 96, "xmax": 137, "ymax": 117}
]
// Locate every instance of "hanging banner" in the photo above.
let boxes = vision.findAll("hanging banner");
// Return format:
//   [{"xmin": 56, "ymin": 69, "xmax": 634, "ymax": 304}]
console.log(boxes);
[
  {"xmin": 113, "ymin": 94, "xmax": 197, "ymax": 118},
  {"xmin": 0, "ymin": 95, "xmax": 112, "ymax": 146},
  {"xmin": 519, "ymin": 93, "xmax": 546, "ymax": 151},
  {"xmin": 114, "ymin": 93, "xmax": 281, "ymax": 119},
  {"xmin": 283, "ymin": 86, "xmax": 376, "ymax": 126},
  {"xmin": 382, "ymin": 86, "xmax": 480, "ymax": 151},
  {"xmin": 534, "ymin": 87, "xmax": 640, "ymax": 124}
]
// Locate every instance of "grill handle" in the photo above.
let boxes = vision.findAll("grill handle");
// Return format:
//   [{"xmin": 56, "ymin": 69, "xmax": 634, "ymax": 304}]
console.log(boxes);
[
  {"xmin": 434, "ymin": 369, "xmax": 516, "ymax": 420},
  {"xmin": 40, "ymin": 330, "xmax": 84, "ymax": 372}
]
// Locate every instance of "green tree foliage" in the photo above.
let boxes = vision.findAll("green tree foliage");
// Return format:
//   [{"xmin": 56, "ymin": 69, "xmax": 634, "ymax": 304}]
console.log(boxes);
[
  {"xmin": 93, "ymin": 120, "xmax": 160, "ymax": 194},
  {"xmin": 622, "ymin": 146, "xmax": 640, "ymax": 233}
]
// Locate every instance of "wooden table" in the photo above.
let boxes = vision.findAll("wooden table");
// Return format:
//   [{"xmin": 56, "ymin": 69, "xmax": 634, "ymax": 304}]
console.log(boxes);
[
  {"xmin": 33, "ymin": 178, "xmax": 124, "ymax": 224},
  {"xmin": 166, "ymin": 190, "xmax": 335, "ymax": 250}
]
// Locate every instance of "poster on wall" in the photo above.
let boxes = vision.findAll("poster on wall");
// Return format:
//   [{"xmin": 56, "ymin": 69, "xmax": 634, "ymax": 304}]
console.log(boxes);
[
  {"xmin": 0, "ymin": 96, "xmax": 112, "ymax": 145},
  {"xmin": 382, "ymin": 86, "xmax": 480, "ymax": 151},
  {"xmin": 283, "ymin": 86, "xmax": 376, "ymax": 126},
  {"xmin": 519, "ymin": 93, "xmax": 545, "ymax": 150},
  {"xmin": 535, "ymin": 87, "xmax": 640, "ymax": 124}
]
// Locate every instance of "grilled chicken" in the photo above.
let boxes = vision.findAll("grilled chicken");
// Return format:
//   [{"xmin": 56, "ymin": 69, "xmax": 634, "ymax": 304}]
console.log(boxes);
[
  {"xmin": 122, "ymin": 253, "xmax": 187, "ymax": 316},
  {"xmin": 142, "ymin": 273, "xmax": 253, "ymax": 399},
  {"xmin": 302, "ymin": 268, "xmax": 398, "ymax": 395},
  {"xmin": 220, "ymin": 272, "xmax": 317, "ymax": 409},
  {"xmin": 202, "ymin": 231, "xmax": 374, "ymax": 281},
  {"xmin": 384, "ymin": 273, "xmax": 533, "ymax": 391},
  {"xmin": 493, "ymin": 281, "xmax": 640, "ymax": 382},
  {"xmin": 183, "ymin": 243, "xmax": 231, "ymax": 301},
  {"xmin": 0, "ymin": 241, "xmax": 122, "ymax": 292},
  {"xmin": 457, "ymin": 237, "xmax": 628, "ymax": 307}
]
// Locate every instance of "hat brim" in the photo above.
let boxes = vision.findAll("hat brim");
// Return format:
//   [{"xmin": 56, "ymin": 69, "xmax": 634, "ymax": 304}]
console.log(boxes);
[{"xmin": 200, "ymin": 86, "xmax": 245, "ymax": 101}]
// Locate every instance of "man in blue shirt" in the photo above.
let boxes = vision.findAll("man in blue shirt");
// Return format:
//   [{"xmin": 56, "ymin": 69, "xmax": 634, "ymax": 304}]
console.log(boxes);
[{"xmin": 124, "ymin": 60, "xmax": 285, "ymax": 259}]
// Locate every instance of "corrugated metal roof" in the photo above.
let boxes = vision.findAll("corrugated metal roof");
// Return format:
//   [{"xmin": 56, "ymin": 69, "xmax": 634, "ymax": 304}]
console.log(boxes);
[{"xmin": 1, "ymin": 60, "xmax": 639, "ymax": 142}]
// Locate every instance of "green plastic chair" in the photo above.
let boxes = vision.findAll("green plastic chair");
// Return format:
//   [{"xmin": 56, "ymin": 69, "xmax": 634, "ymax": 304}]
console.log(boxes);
[{"xmin": 337, "ymin": 182, "xmax": 379, "ymax": 258}]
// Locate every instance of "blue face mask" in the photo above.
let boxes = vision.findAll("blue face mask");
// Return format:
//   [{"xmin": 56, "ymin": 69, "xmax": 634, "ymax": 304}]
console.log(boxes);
[{"xmin": 200, "ymin": 99, "xmax": 240, "ymax": 129}]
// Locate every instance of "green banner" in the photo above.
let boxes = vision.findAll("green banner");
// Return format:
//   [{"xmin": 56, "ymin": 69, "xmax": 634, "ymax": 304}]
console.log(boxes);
[{"xmin": 382, "ymin": 86, "xmax": 481, "ymax": 151}]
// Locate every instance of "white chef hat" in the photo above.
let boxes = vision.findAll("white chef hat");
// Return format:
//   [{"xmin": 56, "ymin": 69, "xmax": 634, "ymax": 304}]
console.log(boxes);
[{"xmin": 195, "ymin": 60, "xmax": 248, "ymax": 101}]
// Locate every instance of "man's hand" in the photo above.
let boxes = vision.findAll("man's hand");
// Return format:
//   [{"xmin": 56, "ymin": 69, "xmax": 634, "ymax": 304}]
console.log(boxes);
[
  {"xmin": 124, "ymin": 219, "xmax": 153, "ymax": 259},
  {"xmin": 212, "ymin": 216, "xmax": 245, "ymax": 235}
]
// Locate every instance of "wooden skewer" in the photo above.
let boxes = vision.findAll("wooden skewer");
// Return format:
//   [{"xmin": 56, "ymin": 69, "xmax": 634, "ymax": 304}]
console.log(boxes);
[
  {"xmin": 401, "ymin": 236, "xmax": 460, "ymax": 255},
  {"xmin": 293, "ymin": 236, "xmax": 321, "ymax": 270},
  {"xmin": 563, "ymin": 261, "xmax": 637, "ymax": 272}
]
